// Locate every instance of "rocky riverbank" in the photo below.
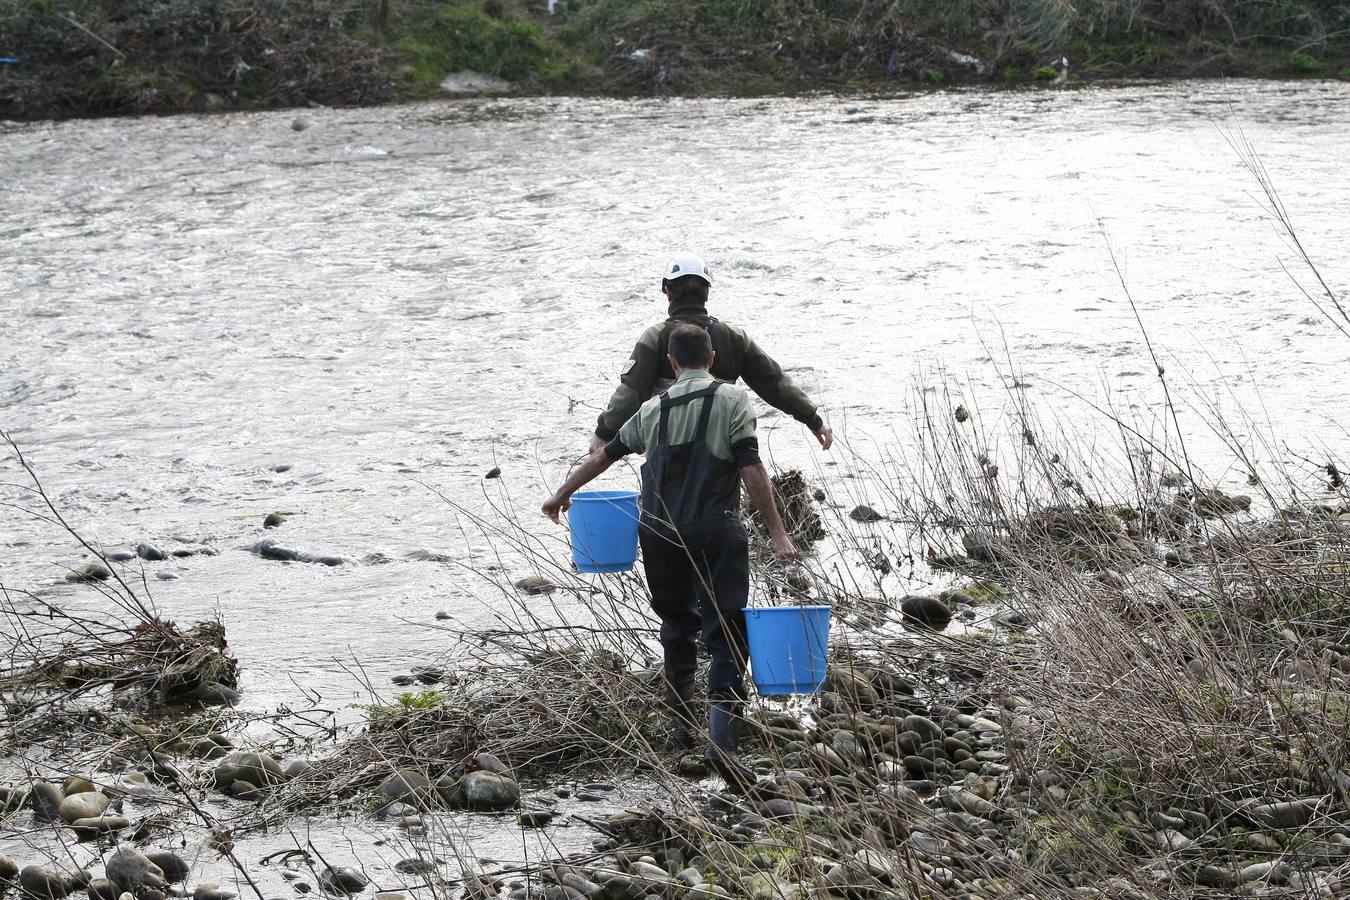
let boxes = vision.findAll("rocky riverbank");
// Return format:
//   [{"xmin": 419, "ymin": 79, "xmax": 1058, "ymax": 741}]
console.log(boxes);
[
  {"xmin": 3, "ymin": 391, "xmax": 1350, "ymax": 900},
  {"xmin": 5, "ymin": 476, "xmax": 1350, "ymax": 898},
  {"xmin": 3, "ymin": 0, "xmax": 1349, "ymax": 120}
]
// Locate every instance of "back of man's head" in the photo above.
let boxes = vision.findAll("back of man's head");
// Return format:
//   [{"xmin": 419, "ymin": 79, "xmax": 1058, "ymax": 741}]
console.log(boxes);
[
  {"xmin": 663, "ymin": 274, "xmax": 710, "ymax": 309},
  {"xmin": 669, "ymin": 323, "xmax": 713, "ymax": 370}
]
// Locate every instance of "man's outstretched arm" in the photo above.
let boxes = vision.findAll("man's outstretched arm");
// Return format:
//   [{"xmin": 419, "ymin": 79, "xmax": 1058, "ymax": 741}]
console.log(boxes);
[
  {"xmin": 739, "ymin": 336, "xmax": 832, "ymax": 449},
  {"xmin": 543, "ymin": 448, "xmax": 618, "ymax": 522},
  {"xmin": 740, "ymin": 463, "xmax": 798, "ymax": 560}
]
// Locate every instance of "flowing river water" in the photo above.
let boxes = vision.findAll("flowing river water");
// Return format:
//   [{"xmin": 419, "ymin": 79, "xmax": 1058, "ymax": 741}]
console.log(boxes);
[
  {"xmin": 3, "ymin": 80, "xmax": 1350, "ymax": 710},
  {"xmin": 2, "ymin": 78, "xmax": 1350, "ymax": 893}
]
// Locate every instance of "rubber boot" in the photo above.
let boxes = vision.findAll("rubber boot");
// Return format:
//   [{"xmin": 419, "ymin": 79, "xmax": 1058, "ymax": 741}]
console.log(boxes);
[
  {"xmin": 666, "ymin": 685, "xmax": 700, "ymax": 751},
  {"xmin": 705, "ymin": 702, "xmax": 762, "ymax": 795}
]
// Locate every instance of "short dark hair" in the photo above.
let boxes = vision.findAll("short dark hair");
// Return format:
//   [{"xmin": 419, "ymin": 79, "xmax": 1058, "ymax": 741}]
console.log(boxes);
[
  {"xmin": 663, "ymin": 274, "xmax": 710, "ymax": 308},
  {"xmin": 668, "ymin": 323, "xmax": 713, "ymax": 369}
]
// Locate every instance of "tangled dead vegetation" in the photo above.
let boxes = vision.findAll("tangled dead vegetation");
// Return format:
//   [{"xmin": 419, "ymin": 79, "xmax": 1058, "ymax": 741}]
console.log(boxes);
[
  {"xmin": 266, "ymin": 645, "xmax": 665, "ymax": 816},
  {"xmin": 743, "ymin": 468, "xmax": 826, "ymax": 560}
]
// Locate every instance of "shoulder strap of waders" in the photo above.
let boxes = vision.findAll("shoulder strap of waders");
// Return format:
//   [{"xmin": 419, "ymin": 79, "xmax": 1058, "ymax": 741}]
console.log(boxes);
[
  {"xmin": 694, "ymin": 381, "xmax": 720, "ymax": 442},
  {"xmin": 656, "ymin": 383, "xmax": 721, "ymax": 446}
]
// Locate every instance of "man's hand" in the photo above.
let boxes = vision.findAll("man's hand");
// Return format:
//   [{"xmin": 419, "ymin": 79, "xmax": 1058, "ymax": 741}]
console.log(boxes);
[
  {"xmin": 541, "ymin": 494, "xmax": 571, "ymax": 524},
  {"xmin": 812, "ymin": 425, "xmax": 833, "ymax": 450},
  {"xmin": 588, "ymin": 434, "xmax": 607, "ymax": 454},
  {"xmin": 771, "ymin": 533, "xmax": 799, "ymax": 561},
  {"xmin": 542, "ymin": 447, "xmax": 619, "ymax": 525}
]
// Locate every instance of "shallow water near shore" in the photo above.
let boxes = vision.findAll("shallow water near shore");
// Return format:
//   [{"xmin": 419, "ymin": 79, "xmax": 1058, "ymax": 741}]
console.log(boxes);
[{"xmin": 3, "ymin": 79, "xmax": 1350, "ymax": 716}]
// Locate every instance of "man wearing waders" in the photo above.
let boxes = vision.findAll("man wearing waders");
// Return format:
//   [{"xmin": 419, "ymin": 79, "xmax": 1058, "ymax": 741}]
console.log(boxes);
[
  {"xmin": 589, "ymin": 253, "xmax": 832, "ymax": 454},
  {"xmin": 544, "ymin": 324, "xmax": 797, "ymax": 793}
]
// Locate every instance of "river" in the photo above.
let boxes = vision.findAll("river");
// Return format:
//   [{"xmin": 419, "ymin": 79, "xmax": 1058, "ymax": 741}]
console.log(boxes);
[{"xmin": 2, "ymin": 80, "xmax": 1349, "ymax": 716}]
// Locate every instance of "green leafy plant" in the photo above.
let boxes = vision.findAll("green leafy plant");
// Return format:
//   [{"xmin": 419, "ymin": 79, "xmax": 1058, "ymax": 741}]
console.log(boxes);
[
  {"xmin": 1287, "ymin": 51, "xmax": 1324, "ymax": 74},
  {"xmin": 365, "ymin": 689, "xmax": 447, "ymax": 720}
]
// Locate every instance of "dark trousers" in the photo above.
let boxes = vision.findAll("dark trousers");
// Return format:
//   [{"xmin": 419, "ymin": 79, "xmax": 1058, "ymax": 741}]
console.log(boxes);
[{"xmin": 640, "ymin": 516, "xmax": 750, "ymax": 705}]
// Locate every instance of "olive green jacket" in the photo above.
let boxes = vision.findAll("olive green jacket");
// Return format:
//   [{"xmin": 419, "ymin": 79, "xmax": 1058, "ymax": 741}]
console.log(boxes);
[{"xmin": 595, "ymin": 304, "xmax": 822, "ymax": 441}]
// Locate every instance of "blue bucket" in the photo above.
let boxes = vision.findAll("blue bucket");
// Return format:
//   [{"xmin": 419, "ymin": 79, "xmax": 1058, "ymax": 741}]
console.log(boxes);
[
  {"xmin": 568, "ymin": 490, "xmax": 640, "ymax": 573},
  {"xmin": 745, "ymin": 605, "xmax": 831, "ymax": 696}
]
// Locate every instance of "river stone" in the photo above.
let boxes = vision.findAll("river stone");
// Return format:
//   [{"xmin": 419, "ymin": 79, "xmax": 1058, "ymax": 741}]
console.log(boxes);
[
  {"xmin": 434, "ymin": 773, "xmax": 464, "ymax": 807},
  {"xmin": 192, "ymin": 884, "xmax": 236, "ymax": 900},
  {"xmin": 518, "ymin": 810, "xmax": 554, "ymax": 828},
  {"xmin": 900, "ymin": 595, "xmax": 952, "ymax": 631},
  {"xmin": 59, "ymin": 791, "xmax": 110, "ymax": 823},
  {"xmin": 282, "ymin": 759, "xmax": 312, "ymax": 780},
  {"xmin": 251, "ymin": 540, "xmax": 299, "ymax": 561},
  {"xmin": 20, "ymin": 866, "xmax": 71, "ymax": 899},
  {"xmin": 513, "ymin": 576, "xmax": 555, "ymax": 595},
  {"xmin": 230, "ymin": 781, "xmax": 265, "ymax": 801},
  {"xmin": 472, "ymin": 752, "xmax": 510, "ymax": 774},
  {"xmin": 820, "ymin": 669, "xmax": 879, "ymax": 709},
  {"xmin": 66, "ymin": 563, "xmax": 112, "ymax": 583},
  {"xmin": 902, "ymin": 715, "xmax": 945, "ymax": 744},
  {"xmin": 558, "ymin": 874, "xmax": 600, "ymax": 896},
  {"xmin": 853, "ymin": 848, "xmax": 895, "ymax": 879},
  {"xmin": 318, "ymin": 867, "xmax": 369, "ymax": 895},
  {"xmin": 902, "ymin": 755, "xmax": 943, "ymax": 778},
  {"xmin": 628, "ymin": 861, "xmax": 668, "ymax": 881},
  {"xmin": 908, "ymin": 830, "xmax": 947, "ymax": 857},
  {"xmin": 379, "ymin": 769, "xmax": 436, "ymax": 809},
  {"xmin": 849, "ymin": 505, "xmax": 884, "ymax": 522},
  {"xmin": 941, "ymin": 789, "xmax": 993, "ymax": 818},
  {"xmin": 263, "ymin": 513, "xmax": 287, "ymax": 529},
  {"xmin": 461, "ymin": 771, "xmax": 520, "ymax": 810},
  {"xmin": 1250, "ymin": 799, "xmax": 1317, "ymax": 830},
  {"xmin": 86, "ymin": 878, "xmax": 119, "ymax": 900},
  {"xmin": 1239, "ymin": 861, "xmax": 1289, "ymax": 884},
  {"xmin": 143, "ymin": 853, "xmax": 189, "ymax": 884},
  {"xmin": 191, "ymin": 682, "xmax": 240, "ymax": 707},
  {"xmin": 105, "ymin": 848, "xmax": 166, "ymax": 892},
  {"xmin": 215, "ymin": 751, "xmax": 285, "ymax": 789},
  {"xmin": 392, "ymin": 859, "xmax": 438, "ymax": 876},
  {"xmin": 1194, "ymin": 866, "xmax": 1236, "ymax": 889},
  {"xmin": 0, "ymin": 854, "xmax": 17, "ymax": 885},
  {"xmin": 31, "ymin": 781, "xmax": 66, "ymax": 821},
  {"xmin": 136, "ymin": 544, "xmax": 167, "ymax": 562},
  {"xmin": 896, "ymin": 730, "xmax": 926, "ymax": 754},
  {"xmin": 1154, "ymin": 829, "xmax": 1192, "ymax": 851},
  {"xmin": 760, "ymin": 797, "xmax": 817, "ymax": 820},
  {"xmin": 71, "ymin": 815, "xmax": 130, "ymax": 838},
  {"xmin": 105, "ymin": 772, "xmax": 154, "ymax": 798}
]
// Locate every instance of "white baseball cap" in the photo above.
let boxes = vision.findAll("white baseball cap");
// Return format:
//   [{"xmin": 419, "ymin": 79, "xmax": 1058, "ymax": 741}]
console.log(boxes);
[{"xmin": 662, "ymin": 253, "xmax": 712, "ymax": 284}]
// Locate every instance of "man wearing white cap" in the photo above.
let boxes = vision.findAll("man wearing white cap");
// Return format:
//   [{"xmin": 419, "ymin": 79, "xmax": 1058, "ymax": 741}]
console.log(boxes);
[{"xmin": 590, "ymin": 253, "xmax": 832, "ymax": 453}]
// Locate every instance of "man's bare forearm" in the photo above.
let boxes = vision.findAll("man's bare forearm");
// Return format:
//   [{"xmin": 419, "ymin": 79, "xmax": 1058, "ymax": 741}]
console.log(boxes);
[
  {"xmin": 741, "ymin": 463, "xmax": 788, "ymax": 540},
  {"xmin": 554, "ymin": 449, "xmax": 616, "ymax": 501}
]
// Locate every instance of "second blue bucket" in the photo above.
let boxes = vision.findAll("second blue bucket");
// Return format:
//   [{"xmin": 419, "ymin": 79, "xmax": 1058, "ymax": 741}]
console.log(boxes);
[
  {"xmin": 568, "ymin": 490, "xmax": 640, "ymax": 573},
  {"xmin": 745, "ymin": 605, "xmax": 831, "ymax": 696}
]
